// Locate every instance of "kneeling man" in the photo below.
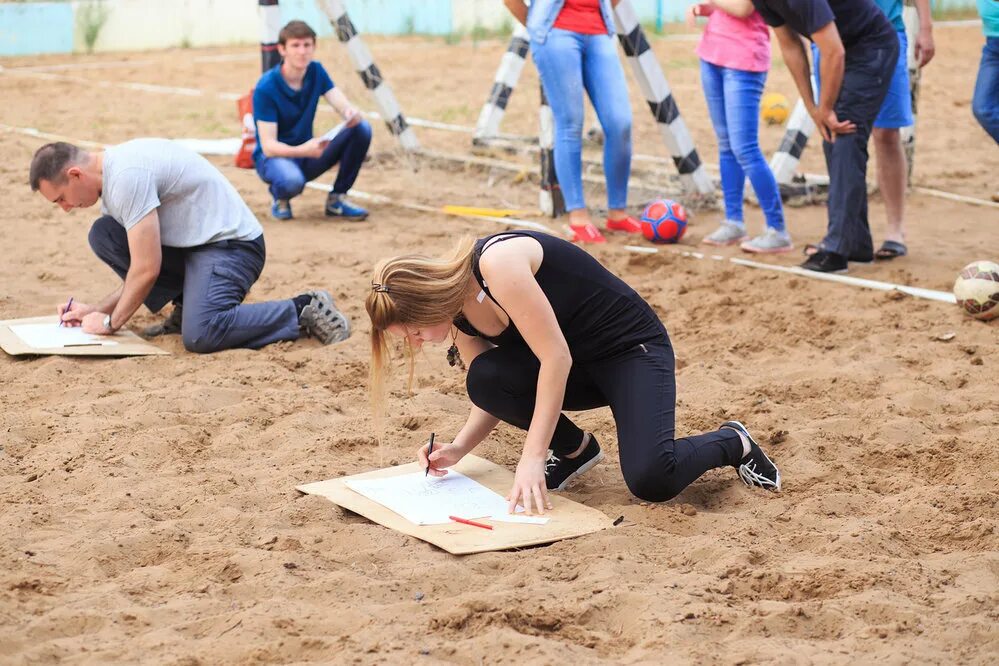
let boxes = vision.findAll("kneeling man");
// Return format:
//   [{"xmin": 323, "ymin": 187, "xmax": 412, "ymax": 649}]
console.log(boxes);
[{"xmin": 29, "ymin": 139, "xmax": 350, "ymax": 353}]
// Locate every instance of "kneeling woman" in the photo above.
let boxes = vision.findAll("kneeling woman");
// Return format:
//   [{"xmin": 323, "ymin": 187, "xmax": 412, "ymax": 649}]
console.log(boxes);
[{"xmin": 366, "ymin": 231, "xmax": 780, "ymax": 514}]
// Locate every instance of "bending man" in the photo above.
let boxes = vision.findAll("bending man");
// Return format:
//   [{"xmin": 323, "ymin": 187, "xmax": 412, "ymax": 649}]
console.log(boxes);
[{"xmin": 29, "ymin": 139, "xmax": 350, "ymax": 353}]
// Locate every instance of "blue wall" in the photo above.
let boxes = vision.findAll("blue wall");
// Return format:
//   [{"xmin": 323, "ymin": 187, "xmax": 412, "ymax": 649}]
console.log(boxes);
[
  {"xmin": 280, "ymin": 0, "xmax": 453, "ymax": 38},
  {"xmin": 0, "ymin": 2, "xmax": 74, "ymax": 56}
]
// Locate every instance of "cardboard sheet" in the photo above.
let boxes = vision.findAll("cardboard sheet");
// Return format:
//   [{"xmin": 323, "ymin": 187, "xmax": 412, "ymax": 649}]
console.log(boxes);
[
  {"xmin": 0, "ymin": 316, "xmax": 169, "ymax": 357},
  {"xmin": 296, "ymin": 454, "xmax": 614, "ymax": 555}
]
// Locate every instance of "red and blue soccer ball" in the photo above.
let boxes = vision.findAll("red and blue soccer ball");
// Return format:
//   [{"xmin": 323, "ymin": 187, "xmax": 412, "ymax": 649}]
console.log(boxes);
[{"xmin": 640, "ymin": 199, "xmax": 688, "ymax": 244}]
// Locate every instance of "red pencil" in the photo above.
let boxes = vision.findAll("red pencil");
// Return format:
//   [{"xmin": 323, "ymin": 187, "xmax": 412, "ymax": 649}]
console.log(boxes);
[{"xmin": 448, "ymin": 515, "xmax": 493, "ymax": 531}]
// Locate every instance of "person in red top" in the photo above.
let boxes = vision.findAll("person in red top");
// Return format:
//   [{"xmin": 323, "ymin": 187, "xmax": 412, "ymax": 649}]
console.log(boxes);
[{"xmin": 506, "ymin": 0, "xmax": 640, "ymax": 243}]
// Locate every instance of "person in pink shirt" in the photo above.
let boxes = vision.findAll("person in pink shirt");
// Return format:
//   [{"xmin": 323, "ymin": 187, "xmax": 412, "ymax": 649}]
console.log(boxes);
[{"xmin": 689, "ymin": 1, "xmax": 791, "ymax": 253}]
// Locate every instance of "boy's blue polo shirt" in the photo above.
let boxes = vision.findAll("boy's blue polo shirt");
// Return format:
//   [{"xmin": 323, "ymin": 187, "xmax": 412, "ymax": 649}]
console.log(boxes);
[{"xmin": 252, "ymin": 61, "xmax": 335, "ymax": 163}]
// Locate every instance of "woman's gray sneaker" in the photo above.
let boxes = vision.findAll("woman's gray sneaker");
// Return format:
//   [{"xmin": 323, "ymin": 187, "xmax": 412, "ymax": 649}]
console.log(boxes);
[
  {"xmin": 740, "ymin": 228, "xmax": 793, "ymax": 254},
  {"xmin": 702, "ymin": 222, "xmax": 748, "ymax": 246},
  {"xmin": 299, "ymin": 290, "xmax": 351, "ymax": 344}
]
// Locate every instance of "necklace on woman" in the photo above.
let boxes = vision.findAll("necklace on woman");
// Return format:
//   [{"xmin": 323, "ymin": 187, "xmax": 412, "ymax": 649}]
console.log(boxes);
[{"xmin": 446, "ymin": 326, "xmax": 465, "ymax": 369}]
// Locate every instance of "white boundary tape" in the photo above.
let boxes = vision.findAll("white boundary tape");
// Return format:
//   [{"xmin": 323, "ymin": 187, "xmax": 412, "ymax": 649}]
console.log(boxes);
[
  {"xmin": 622, "ymin": 245, "xmax": 956, "ymax": 304},
  {"xmin": 913, "ymin": 187, "xmax": 999, "ymax": 210}
]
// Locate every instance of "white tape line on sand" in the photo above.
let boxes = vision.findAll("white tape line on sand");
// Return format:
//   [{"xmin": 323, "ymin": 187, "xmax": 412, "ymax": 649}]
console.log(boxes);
[{"xmin": 623, "ymin": 245, "xmax": 957, "ymax": 304}]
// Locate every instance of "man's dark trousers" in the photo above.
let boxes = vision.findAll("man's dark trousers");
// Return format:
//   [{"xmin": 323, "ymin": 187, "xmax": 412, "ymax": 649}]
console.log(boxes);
[
  {"xmin": 88, "ymin": 216, "xmax": 301, "ymax": 353},
  {"xmin": 816, "ymin": 36, "xmax": 899, "ymax": 258}
]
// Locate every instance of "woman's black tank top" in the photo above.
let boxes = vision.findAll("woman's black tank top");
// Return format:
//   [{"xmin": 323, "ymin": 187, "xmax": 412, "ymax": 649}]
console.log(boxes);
[{"xmin": 453, "ymin": 231, "xmax": 666, "ymax": 361}]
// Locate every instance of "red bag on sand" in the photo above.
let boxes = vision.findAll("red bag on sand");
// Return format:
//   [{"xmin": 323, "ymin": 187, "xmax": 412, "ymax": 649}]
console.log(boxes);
[{"xmin": 235, "ymin": 90, "xmax": 256, "ymax": 169}]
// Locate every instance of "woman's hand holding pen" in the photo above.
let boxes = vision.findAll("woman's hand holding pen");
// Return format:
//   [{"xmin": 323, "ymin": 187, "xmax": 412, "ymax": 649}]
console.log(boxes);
[{"xmin": 418, "ymin": 438, "xmax": 470, "ymax": 478}]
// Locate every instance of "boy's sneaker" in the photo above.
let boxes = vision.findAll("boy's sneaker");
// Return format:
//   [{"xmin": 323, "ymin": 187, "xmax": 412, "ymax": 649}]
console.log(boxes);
[
  {"xmin": 720, "ymin": 420, "xmax": 781, "ymax": 492},
  {"xmin": 298, "ymin": 290, "xmax": 351, "ymax": 344},
  {"xmin": 606, "ymin": 216, "xmax": 643, "ymax": 234},
  {"xmin": 740, "ymin": 228, "xmax": 793, "ymax": 254},
  {"xmin": 271, "ymin": 198, "xmax": 293, "ymax": 220},
  {"xmin": 141, "ymin": 304, "xmax": 182, "ymax": 337},
  {"xmin": 703, "ymin": 222, "xmax": 748, "ymax": 246},
  {"xmin": 325, "ymin": 193, "xmax": 369, "ymax": 220},
  {"xmin": 545, "ymin": 434, "xmax": 604, "ymax": 491}
]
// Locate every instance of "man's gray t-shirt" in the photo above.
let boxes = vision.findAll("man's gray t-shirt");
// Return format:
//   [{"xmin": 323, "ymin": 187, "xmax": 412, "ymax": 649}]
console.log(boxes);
[{"xmin": 100, "ymin": 138, "xmax": 263, "ymax": 248}]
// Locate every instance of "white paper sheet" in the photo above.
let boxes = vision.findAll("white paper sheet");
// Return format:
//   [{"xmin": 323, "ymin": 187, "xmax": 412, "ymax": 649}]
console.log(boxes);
[
  {"xmin": 9, "ymin": 323, "xmax": 119, "ymax": 349},
  {"xmin": 345, "ymin": 470, "xmax": 523, "ymax": 526},
  {"xmin": 319, "ymin": 122, "xmax": 346, "ymax": 142}
]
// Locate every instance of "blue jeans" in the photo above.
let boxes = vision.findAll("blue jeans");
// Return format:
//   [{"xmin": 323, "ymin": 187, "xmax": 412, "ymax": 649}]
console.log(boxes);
[
  {"xmin": 88, "ymin": 217, "xmax": 301, "ymax": 353},
  {"xmin": 973, "ymin": 37, "xmax": 999, "ymax": 144},
  {"xmin": 532, "ymin": 28, "xmax": 632, "ymax": 212},
  {"xmin": 700, "ymin": 60, "xmax": 785, "ymax": 232},
  {"xmin": 255, "ymin": 120, "xmax": 372, "ymax": 201}
]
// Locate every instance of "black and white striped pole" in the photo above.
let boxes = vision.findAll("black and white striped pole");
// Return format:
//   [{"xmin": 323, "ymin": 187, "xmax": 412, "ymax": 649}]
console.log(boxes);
[
  {"xmin": 259, "ymin": 0, "xmax": 282, "ymax": 72},
  {"xmin": 901, "ymin": 0, "xmax": 920, "ymax": 184},
  {"xmin": 318, "ymin": 0, "xmax": 420, "ymax": 151},
  {"xmin": 539, "ymin": 84, "xmax": 566, "ymax": 217},
  {"xmin": 612, "ymin": 0, "xmax": 713, "ymax": 195},
  {"xmin": 768, "ymin": 67, "xmax": 819, "ymax": 186},
  {"xmin": 474, "ymin": 24, "xmax": 530, "ymax": 144}
]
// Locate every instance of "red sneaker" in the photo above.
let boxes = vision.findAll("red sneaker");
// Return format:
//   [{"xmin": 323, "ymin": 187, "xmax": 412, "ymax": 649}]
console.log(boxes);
[
  {"xmin": 606, "ymin": 216, "xmax": 643, "ymax": 234},
  {"xmin": 570, "ymin": 223, "xmax": 607, "ymax": 244}
]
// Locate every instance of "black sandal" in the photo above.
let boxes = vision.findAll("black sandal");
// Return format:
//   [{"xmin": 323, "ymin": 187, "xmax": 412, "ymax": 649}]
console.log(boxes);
[{"xmin": 875, "ymin": 240, "xmax": 908, "ymax": 260}]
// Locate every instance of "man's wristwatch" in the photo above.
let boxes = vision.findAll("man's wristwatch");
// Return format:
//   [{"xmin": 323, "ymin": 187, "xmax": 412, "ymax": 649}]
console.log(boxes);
[{"xmin": 102, "ymin": 314, "xmax": 114, "ymax": 333}]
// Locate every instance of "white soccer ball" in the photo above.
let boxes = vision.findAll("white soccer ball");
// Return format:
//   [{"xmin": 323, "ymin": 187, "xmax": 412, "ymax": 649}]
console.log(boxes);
[{"xmin": 953, "ymin": 260, "xmax": 999, "ymax": 321}]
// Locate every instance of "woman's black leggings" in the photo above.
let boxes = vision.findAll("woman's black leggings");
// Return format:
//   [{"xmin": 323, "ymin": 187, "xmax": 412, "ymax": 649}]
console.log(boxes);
[{"xmin": 465, "ymin": 337, "xmax": 744, "ymax": 502}]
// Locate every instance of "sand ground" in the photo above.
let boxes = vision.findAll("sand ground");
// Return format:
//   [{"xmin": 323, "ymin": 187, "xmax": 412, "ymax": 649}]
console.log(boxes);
[{"xmin": 1, "ymin": 23, "xmax": 997, "ymax": 665}]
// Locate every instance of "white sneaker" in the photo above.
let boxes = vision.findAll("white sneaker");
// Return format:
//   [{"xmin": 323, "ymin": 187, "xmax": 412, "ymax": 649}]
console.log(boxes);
[
  {"xmin": 702, "ymin": 222, "xmax": 748, "ymax": 246},
  {"xmin": 740, "ymin": 228, "xmax": 794, "ymax": 254}
]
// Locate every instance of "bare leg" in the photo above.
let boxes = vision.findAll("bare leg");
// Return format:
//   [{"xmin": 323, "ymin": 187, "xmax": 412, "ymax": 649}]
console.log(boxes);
[
  {"xmin": 568, "ymin": 209, "xmax": 592, "ymax": 226},
  {"xmin": 873, "ymin": 127, "xmax": 907, "ymax": 246}
]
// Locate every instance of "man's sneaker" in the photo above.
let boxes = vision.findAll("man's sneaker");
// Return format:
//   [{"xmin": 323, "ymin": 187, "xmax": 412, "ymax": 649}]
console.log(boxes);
[
  {"xmin": 740, "ymin": 228, "xmax": 793, "ymax": 254},
  {"xmin": 606, "ymin": 216, "xmax": 643, "ymax": 234},
  {"xmin": 298, "ymin": 290, "xmax": 351, "ymax": 344},
  {"xmin": 804, "ymin": 243, "xmax": 872, "ymax": 264},
  {"xmin": 703, "ymin": 222, "xmax": 748, "ymax": 246},
  {"xmin": 141, "ymin": 304, "xmax": 182, "ymax": 337},
  {"xmin": 720, "ymin": 420, "xmax": 781, "ymax": 492},
  {"xmin": 325, "ymin": 194, "xmax": 369, "ymax": 220},
  {"xmin": 271, "ymin": 198, "xmax": 293, "ymax": 220},
  {"xmin": 545, "ymin": 434, "xmax": 604, "ymax": 491},
  {"xmin": 800, "ymin": 249, "xmax": 848, "ymax": 273}
]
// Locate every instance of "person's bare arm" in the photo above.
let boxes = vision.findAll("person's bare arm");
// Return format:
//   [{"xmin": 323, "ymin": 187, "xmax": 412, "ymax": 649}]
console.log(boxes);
[
  {"xmin": 481, "ymin": 240, "xmax": 570, "ymax": 515},
  {"xmin": 503, "ymin": 0, "xmax": 528, "ymax": 26},
  {"xmin": 708, "ymin": 0, "xmax": 755, "ymax": 18},
  {"xmin": 80, "ymin": 210, "xmax": 162, "ymax": 334},
  {"xmin": 256, "ymin": 119, "xmax": 327, "ymax": 159},
  {"xmin": 773, "ymin": 25, "xmax": 817, "ymax": 110},
  {"xmin": 913, "ymin": 0, "xmax": 935, "ymax": 67},
  {"xmin": 419, "ymin": 331, "xmax": 501, "ymax": 476},
  {"xmin": 322, "ymin": 87, "xmax": 362, "ymax": 127}
]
